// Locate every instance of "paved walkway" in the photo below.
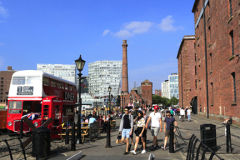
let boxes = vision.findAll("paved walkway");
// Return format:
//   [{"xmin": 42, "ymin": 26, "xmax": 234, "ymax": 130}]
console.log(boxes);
[{"xmin": 49, "ymin": 113, "xmax": 240, "ymax": 160}]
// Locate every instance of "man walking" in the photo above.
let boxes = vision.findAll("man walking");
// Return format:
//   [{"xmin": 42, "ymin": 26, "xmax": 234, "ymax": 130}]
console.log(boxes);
[
  {"xmin": 162, "ymin": 111, "xmax": 177, "ymax": 150},
  {"xmin": 146, "ymin": 105, "xmax": 162, "ymax": 151},
  {"xmin": 119, "ymin": 107, "xmax": 134, "ymax": 155}
]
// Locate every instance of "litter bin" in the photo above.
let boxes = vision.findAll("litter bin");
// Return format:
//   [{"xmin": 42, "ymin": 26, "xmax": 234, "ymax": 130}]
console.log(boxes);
[
  {"xmin": 32, "ymin": 126, "xmax": 51, "ymax": 158},
  {"xmin": 200, "ymin": 124, "xmax": 217, "ymax": 151}
]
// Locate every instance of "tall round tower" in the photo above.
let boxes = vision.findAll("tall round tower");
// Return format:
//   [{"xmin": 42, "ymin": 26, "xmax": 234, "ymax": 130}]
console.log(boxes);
[{"xmin": 122, "ymin": 40, "xmax": 129, "ymax": 95}]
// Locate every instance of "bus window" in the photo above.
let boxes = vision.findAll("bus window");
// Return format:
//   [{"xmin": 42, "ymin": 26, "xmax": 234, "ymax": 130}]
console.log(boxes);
[
  {"xmin": 27, "ymin": 77, "xmax": 40, "ymax": 85},
  {"xmin": 43, "ymin": 77, "xmax": 50, "ymax": 86},
  {"xmin": 12, "ymin": 77, "xmax": 25, "ymax": 85},
  {"xmin": 65, "ymin": 84, "xmax": 68, "ymax": 90},
  {"xmin": 57, "ymin": 81, "xmax": 61, "ymax": 89},
  {"xmin": 35, "ymin": 104, "xmax": 41, "ymax": 112},
  {"xmin": 69, "ymin": 85, "xmax": 73, "ymax": 91},
  {"xmin": 23, "ymin": 101, "xmax": 31, "ymax": 114},
  {"xmin": 51, "ymin": 80, "xmax": 56, "ymax": 87},
  {"xmin": 9, "ymin": 101, "xmax": 22, "ymax": 114}
]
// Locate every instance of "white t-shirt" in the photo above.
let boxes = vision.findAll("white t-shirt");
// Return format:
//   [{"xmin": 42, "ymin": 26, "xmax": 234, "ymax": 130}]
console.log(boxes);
[
  {"xmin": 187, "ymin": 110, "xmax": 191, "ymax": 115},
  {"xmin": 180, "ymin": 109, "xmax": 185, "ymax": 115},
  {"xmin": 149, "ymin": 112, "xmax": 162, "ymax": 127}
]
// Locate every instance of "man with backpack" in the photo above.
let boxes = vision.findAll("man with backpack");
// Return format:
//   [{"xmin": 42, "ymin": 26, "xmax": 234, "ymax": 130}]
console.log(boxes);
[{"xmin": 119, "ymin": 107, "xmax": 134, "ymax": 155}]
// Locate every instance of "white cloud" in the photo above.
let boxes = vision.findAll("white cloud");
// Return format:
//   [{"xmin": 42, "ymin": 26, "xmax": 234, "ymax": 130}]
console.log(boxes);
[
  {"xmin": 0, "ymin": 2, "xmax": 9, "ymax": 18},
  {"xmin": 114, "ymin": 30, "xmax": 133, "ymax": 38},
  {"xmin": 103, "ymin": 29, "xmax": 110, "ymax": 36},
  {"xmin": 113, "ymin": 21, "xmax": 153, "ymax": 38},
  {"xmin": 124, "ymin": 21, "xmax": 154, "ymax": 34},
  {"xmin": 158, "ymin": 15, "xmax": 183, "ymax": 32}
]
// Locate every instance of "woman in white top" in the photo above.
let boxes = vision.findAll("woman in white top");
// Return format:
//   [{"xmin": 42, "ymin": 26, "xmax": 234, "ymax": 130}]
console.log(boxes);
[{"xmin": 130, "ymin": 111, "xmax": 146, "ymax": 155}]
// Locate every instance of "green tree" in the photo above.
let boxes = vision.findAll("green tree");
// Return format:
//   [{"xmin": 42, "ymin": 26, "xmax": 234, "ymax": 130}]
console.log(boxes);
[
  {"xmin": 152, "ymin": 95, "xmax": 161, "ymax": 104},
  {"xmin": 170, "ymin": 96, "xmax": 179, "ymax": 105}
]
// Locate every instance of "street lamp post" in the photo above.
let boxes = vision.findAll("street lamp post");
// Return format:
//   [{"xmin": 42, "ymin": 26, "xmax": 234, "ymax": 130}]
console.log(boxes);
[
  {"xmin": 121, "ymin": 91, "xmax": 124, "ymax": 114},
  {"xmin": 75, "ymin": 55, "xmax": 86, "ymax": 144},
  {"xmin": 106, "ymin": 86, "xmax": 112, "ymax": 148},
  {"xmin": 124, "ymin": 97, "xmax": 125, "ymax": 109}
]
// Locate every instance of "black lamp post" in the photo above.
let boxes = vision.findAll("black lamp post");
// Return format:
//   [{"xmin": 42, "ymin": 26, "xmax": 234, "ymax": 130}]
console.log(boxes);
[
  {"xmin": 75, "ymin": 55, "xmax": 86, "ymax": 144},
  {"xmin": 106, "ymin": 86, "xmax": 112, "ymax": 148},
  {"xmin": 121, "ymin": 91, "xmax": 124, "ymax": 114},
  {"xmin": 124, "ymin": 97, "xmax": 125, "ymax": 109}
]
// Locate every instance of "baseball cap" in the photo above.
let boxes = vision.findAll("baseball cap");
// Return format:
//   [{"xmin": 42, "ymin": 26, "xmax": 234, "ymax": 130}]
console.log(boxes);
[{"xmin": 154, "ymin": 105, "xmax": 159, "ymax": 110}]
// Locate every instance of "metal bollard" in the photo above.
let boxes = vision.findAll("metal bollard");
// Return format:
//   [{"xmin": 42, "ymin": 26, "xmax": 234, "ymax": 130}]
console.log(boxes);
[
  {"xmin": 71, "ymin": 123, "xmax": 76, "ymax": 151},
  {"xmin": 105, "ymin": 120, "xmax": 112, "ymax": 148},
  {"xmin": 65, "ymin": 120, "xmax": 69, "ymax": 145},
  {"xmin": 226, "ymin": 123, "xmax": 232, "ymax": 153},
  {"xmin": 20, "ymin": 118, "xmax": 23, "ymax": 139},
  {"xmin": 169, "ymin": 122, "xmax": 174, "ymax": 153}
]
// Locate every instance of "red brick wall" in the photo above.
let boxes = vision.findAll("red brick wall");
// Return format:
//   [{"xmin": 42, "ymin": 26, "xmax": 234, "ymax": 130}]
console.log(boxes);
[
  {"xmin": 141, "ymin": 80, "xmax": 152, "ymax": 108},
  {"xmin": 192, "ymin": 0, "xmax": 240, "ymax": 120},
  {"xmin": 178, "ymin": 37, "xmax": 197, "ymax": 108}
]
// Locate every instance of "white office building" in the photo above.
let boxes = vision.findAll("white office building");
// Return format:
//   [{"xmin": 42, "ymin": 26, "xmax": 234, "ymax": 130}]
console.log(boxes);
[
  {"xmin": 161, "ymin": 73, "xmax": 179, "ymax": 99},
  {"xmin": 37, "ymin": 64, "xmax": 76, "ymax": 83},
  {"xmin": 88, "ymin": 60, "xmax": 122, "ymax": 97},
  {"xmin": 161, "ymin": 80, "xmax": 170, "ymax": 99}
]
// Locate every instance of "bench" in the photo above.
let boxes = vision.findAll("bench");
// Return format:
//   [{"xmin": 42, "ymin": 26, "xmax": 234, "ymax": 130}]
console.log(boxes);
[{"xmin": 58, "ymin": 133, "xmax": 89, "ymax": 142}]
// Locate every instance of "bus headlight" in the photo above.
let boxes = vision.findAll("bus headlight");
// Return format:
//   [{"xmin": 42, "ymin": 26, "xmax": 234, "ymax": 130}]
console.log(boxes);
[
  {"xmin": 34, "ymin": 122, "xmax": 38, "ymax": 127},
  {"xmin": 8, "ymin": 122, "xmax": 12, "ymax": 126}
]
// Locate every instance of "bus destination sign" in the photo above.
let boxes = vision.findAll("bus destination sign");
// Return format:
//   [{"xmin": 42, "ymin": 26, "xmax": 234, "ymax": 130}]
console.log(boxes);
[
  {"xmin": 64, "ymin": 92, "xmax": 74, "ymax": 101},
  {"xmin": 17, "ymin": 86, "xmax": 34, "ymax": 95}
]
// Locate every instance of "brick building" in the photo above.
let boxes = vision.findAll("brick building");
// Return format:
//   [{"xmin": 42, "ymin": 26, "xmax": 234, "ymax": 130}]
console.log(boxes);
[
  {"xmin": 190, "ymin": 0, "xmax": 240, "ymax": 122},
  {"xmin": 155, "ymin": 89, "xmax": 162, "ymax": 97},
  {"xmin": 0, "ymin": 66, "xmax": 16, "ymax": 107},
  {"xmin": 177, "ymin": 35, "xmax": 198, "ymax": 113},
  {"xmin": 141, "ymin": 79, "xmax": 152, "ymax": 108}
]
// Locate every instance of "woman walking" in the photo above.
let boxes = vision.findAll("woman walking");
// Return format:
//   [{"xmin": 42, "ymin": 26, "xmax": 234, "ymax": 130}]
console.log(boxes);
[{"xmin": 130, "ymin": 111, "xmax": 146, "ymax": 155}]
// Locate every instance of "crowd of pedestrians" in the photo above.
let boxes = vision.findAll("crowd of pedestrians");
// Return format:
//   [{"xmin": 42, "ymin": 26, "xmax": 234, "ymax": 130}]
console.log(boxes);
[{"xmin": 118, "ymin": 105, "xmax": 180, "ymax": 155}]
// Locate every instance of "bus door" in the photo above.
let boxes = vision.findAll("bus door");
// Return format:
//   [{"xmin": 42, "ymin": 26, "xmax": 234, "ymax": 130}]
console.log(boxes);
[{"xmin": 42, "ymin": 98, "xmax": 51, "ymax": 125}]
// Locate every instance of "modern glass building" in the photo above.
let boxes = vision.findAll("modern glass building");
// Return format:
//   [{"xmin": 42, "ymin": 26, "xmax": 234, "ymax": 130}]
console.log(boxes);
[
  {"xmin": 88, "ymin": 60, "xmax": 122, "ymax": 97},
  {"xmin": 161, "ymin": 73, "xmax": 179, "ymax": 99},
  {"xmin": 37, "ymin": 64, "xmax": 76, "ymax": 83},
  {"xmin": 169, "ymin": 73, "xmax": 179, "ymax": 98}
]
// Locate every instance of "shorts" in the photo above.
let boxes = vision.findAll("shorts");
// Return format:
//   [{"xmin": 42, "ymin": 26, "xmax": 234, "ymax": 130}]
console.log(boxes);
[
  {"xmin": 151, "ymin": 127, "xmax": 160, "ymax": 136},
  {"xmin": 122, "ymin": 129, "xmax": 131, "ymax": 138},
  {"xmin": 135, "ymin": 127, "xmax": 146, "ymax": 137},
  {"xmin": 165, "ymin": 130, "xmax": 170, "ymax": 137}
]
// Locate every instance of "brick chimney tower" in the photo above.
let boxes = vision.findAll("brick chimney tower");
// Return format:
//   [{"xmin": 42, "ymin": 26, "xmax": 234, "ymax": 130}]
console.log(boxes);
[{"xmin": 122, "ymin": 40, "xmax": 129, "ymax": 95}]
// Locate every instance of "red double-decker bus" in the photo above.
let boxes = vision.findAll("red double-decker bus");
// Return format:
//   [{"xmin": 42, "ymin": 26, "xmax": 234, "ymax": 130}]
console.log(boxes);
[{"xmin": 6, "ymin": 70, "xmax": 77, "ymax": 138}]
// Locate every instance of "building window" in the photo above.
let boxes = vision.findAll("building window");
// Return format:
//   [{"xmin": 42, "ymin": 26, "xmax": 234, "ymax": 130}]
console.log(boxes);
[
  {"xmin": 232, "ymin": 72, "xmax": 236, "ymax": 102},
  {"xmin": 195, "ymin": 53, "xmax": 197, "ymax": 61},
  {"xmin": 1, "ymin": 81, "xmax": 3, "ymax": 83},
  {"xmin": 211, "ymin": 82, "xmax": 213, "ymax": 105},
  {"xmin": 210, "ymin": 53, "xmax": 212, "ymax": 70},
  {"xmin": 1, "ymin": 77, "xmax": 3, "ymax": 80},
  {"xmin": 195, "ymin": 79, "xmax": 198, "ymax": 89},
  {"xmin": 208, "ymin": 26, "xmax": 211, "ymax": 43},
  {"xmin": 195, "ymin": 66, "xmax": 197, "ymax": 75},
  {"xmin": 229, "ymin": 0, "xmax": 232, "ymax": 17},
  {"xmin": 230, "ymin": 30, "xmax": 234, "ymax": 55}
]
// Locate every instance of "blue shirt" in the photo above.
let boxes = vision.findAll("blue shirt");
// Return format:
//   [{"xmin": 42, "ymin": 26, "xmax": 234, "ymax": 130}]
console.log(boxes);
[
  {"xmin": 88, "ymin": 117, "xmax": 97, "ymax": 127},
  {"xmin": 164, "ymin": 117, "xmax": 175, "ymax": 131}
]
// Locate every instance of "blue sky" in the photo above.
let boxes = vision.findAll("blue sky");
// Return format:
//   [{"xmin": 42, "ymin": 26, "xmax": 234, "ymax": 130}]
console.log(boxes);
[{"xmin": 0, "ymin": 0, "xmax": 195, "ymax": 92}]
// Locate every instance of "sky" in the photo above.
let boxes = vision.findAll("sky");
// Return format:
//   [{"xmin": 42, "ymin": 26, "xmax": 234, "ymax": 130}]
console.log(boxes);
[{"xmin": 0, "ymin": 0, "xmax": 195, "ymax": 92}]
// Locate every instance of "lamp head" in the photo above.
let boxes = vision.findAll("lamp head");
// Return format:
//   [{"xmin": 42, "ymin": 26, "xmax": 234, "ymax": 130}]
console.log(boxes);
[{"xmin": 75, "ymin": 55, "xmax": 86, "ymax": 72}]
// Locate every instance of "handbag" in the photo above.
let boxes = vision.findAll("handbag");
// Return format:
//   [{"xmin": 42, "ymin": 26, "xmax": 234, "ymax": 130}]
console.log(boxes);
[{"xmin": 116, "ymin": 134, "xmax": 122, "ymax": 144}]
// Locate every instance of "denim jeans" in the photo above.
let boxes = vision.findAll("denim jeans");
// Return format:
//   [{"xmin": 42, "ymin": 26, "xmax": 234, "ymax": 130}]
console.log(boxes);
[{"xmin": 188, "ymin": 114, "xmax": 191, "ymax": 121}]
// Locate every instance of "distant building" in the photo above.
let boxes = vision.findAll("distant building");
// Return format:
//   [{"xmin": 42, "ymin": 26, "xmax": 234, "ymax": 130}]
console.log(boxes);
[
  {"xmin": 0, "ymin": 66, "xmax": 16, "ymax": 107},
  {"xmin": 137, "ymin": 86, "xmax": 142, "ymax": 94},
  {"xmin": 37, "ymin": 64, "xmax": 76, "ymax": 84},
  {"xmin": 155, "ymin": 89, "xmax": 162, "ymax": 97},
  {"xmin": 161, "ymin": 80, "xmax": 169, "ymax": 99},
  {"xmin": 88, "ymin": 60, "xmax": 122, "ymax": 97},
  {"xmin": 169, "ymin": 73, "xmax": 179, "ymax": 99}
]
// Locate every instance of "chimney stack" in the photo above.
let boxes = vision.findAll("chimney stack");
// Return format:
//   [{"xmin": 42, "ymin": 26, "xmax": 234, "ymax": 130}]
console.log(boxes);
[
  {"xmin": 122, "ymin": 40, "xmax": 129, "ymax": 95},
  {"xmin": 7, "ymin": 66, "xmax": 12, "ymax": 71}
]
